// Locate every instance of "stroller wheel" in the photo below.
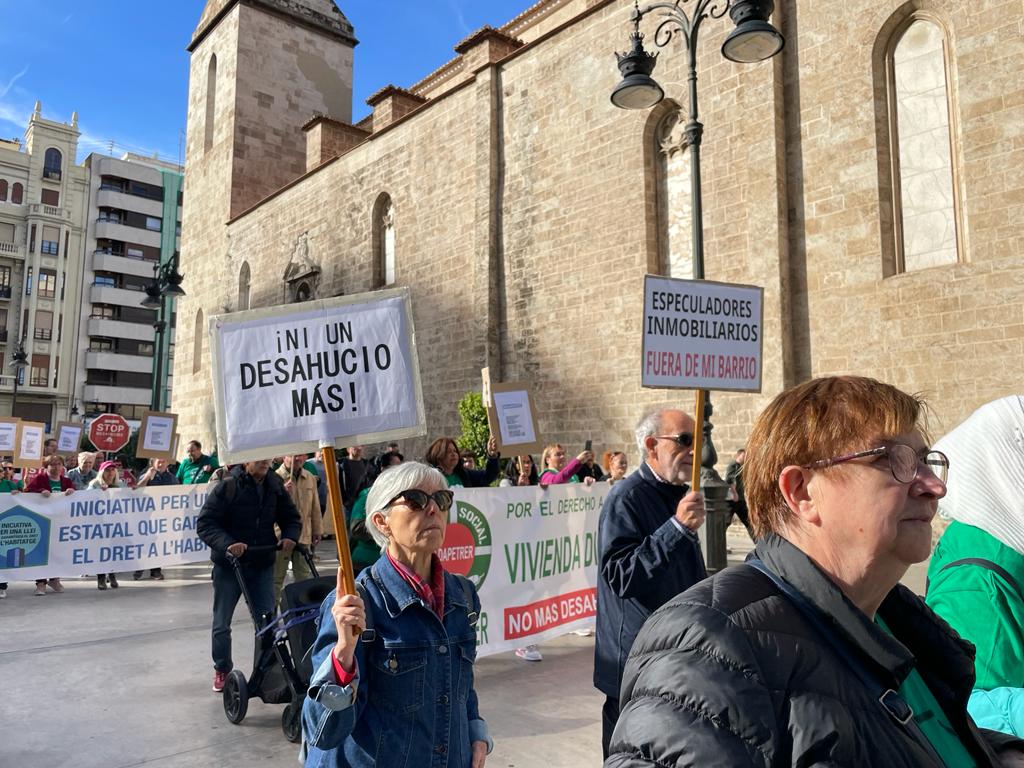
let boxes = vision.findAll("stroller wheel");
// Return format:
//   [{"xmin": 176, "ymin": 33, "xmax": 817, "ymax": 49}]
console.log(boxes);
[
  {"xmin": 282, "ymin": 701, "xmax": 302, "ymax": 743},
  {"xmin": 223, "ymin": 670, "xmax": 249, "ymax": 724}
]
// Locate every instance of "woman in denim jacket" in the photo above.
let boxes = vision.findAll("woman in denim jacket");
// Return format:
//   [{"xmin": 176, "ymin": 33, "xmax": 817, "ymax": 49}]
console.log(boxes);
[{"xmin": 303, "ymin": 461, "xmax": 492, "ymax": 768}]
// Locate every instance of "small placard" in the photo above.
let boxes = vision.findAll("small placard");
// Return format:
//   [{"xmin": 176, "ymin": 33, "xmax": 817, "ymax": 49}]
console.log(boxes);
[
  {"xmin": 54, "ymin": 422, "xmax": 84, "ymax": 454},
  {"xmin": 486, "ymin": 381, "xmax": 542, "ymax": 457},
  {"xmin": 0, "ymin": 417, "xmax": 19, "ymax": 456},
  {"xmin": 15, "ymin": 421, "xmax": 46, "ymax": 466},
  {"xmin": 136, "ymin": 411, "xmax": 179, "ymax": 461}
]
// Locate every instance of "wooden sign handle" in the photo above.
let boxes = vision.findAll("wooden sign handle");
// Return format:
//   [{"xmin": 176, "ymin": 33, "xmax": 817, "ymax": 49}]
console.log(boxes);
[
  {"xmin": 320, "ymin": 443, "xmax": 361, "ymax": 637},
  {"xmin": 691, "ymin": 390, "xmax": 705, "ymax": 493}
]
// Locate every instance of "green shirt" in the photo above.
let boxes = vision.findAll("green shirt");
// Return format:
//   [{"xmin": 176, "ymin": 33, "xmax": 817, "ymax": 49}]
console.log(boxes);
[
  {"xmin": 876, "ymin": 616, "xmax": 976, "ymax": 768},
  {"xmin": 49, "ymin": 477, "xmax": 62, "ymax": 492},
  {"xmin": 0, "ymin": 478, "xmax": 20, "ymax": 492},
  {"xmin": 443, "ymin": 472, "xmax": 463, "ymax": 488},
  {"xmin": 176, "ymin": 453, "xmax": 219, "ymax": 484}
]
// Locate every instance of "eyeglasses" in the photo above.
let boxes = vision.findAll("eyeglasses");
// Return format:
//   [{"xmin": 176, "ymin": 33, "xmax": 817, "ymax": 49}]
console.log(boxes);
[
  {"xmin": 387, "ymin": 488, "xmax": 454, "ymax": 513},
  {"xmin": 804, "ymin": 444, "xmax": 949, "ymax": 485},
  {"xmin": 653, "ymin": 433, "xmax": 695, "ymax": 449}
]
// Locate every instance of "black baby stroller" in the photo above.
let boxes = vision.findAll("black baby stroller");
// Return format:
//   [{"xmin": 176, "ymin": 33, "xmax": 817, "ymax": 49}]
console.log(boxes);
[{"xmin": 222, "ymin": 543, "xmax": 335, "ymax": 742}]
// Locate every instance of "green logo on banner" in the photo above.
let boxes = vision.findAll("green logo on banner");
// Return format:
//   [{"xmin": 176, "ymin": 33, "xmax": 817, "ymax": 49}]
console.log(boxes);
[{"xmin": 438, "ymin": 500, "xmax": 492, "ymax": 589}]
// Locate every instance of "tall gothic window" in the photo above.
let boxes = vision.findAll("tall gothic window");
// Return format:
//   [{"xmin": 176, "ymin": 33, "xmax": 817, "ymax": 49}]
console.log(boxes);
[
  {"xmin": 238, "ymin": 261, "xmax": 250, "ymax": 310},
  {"xmin": 204, "ymin": 55, "xmax": 217, "ymax": 154},
  {"xmin": 880, "ymin": 16, "xmax": 960, "ymax": 273},
  {"xmin": 652, "ymin": 104, "xmax": 693, "ymax": 280},
  {"xmin": 373, "ymin": 193, "xmax": 395, "ymax": 287},
  {"xmin": 11, "ymin": 183, "xmax": 23, "ymax": 204},
  {"xmin": 44, "ymin": 148, "xmax": 62, "ymax": 173},
  {"xmin": 193, "ymin": 308, "xmax": 204, "ymax": 374}
]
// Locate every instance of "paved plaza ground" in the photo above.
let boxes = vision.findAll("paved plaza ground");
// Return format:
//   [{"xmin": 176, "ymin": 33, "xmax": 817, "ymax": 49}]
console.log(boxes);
[{"xmin": 2, "ymin": 527, "xmax": 929, "ymax": 768}]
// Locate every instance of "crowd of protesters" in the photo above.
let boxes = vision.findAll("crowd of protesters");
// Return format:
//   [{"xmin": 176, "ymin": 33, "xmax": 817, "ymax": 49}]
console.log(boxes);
[{"xmin": 8, "ymin": 376, "xmax": 1024, "ymax": 768}]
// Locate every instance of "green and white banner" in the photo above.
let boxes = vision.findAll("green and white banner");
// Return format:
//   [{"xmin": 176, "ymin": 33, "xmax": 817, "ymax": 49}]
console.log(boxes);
[
  {"xmin": 0, "ymin": 485, "xmax": 212, "ymax": 582},
  {"xmin": 439, "ymin": 483, "xmax": 603, "ymax": 658},
  {"xmin": 0, "ymin": 481, "xmax": 604, "ymax": 657}
]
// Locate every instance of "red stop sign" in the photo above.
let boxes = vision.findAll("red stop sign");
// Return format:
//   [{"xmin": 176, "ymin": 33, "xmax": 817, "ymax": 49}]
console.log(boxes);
[{"xmin": 88, "ymin": 414, "xmax": 131, "ymax": 453}]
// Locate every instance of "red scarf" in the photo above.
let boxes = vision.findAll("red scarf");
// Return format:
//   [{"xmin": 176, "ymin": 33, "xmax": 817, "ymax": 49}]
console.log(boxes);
[{"xmin": 385, "ymin": 551, "xmax": 446, "ymax": 619}]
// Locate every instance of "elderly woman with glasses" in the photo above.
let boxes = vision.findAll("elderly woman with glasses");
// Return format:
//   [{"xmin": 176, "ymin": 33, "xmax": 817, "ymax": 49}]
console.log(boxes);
[
  {"xmin": 303, "ymin": 461, "xmax": 492, "ymax": 768},
  {"xmin": 608, "ymin": 376, "xmax": 1024, "ymax": 768}
]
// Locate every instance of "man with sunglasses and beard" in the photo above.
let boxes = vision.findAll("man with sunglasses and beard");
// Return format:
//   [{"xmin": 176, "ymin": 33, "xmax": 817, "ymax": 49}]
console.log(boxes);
[{"xmin": 595, "ymin": 408, "xmax": 707, "ymax": 759}]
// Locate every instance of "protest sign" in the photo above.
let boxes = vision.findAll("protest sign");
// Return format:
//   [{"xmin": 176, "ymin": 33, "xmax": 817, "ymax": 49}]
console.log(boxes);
[
  {"xmin": 209, "ymin": 288, "xmax": 426, "ymax": 463},
  {"xmin": 439, "ymin": 482, "xmax": 601, "ymax": 657},
  {"xmin": 54, "ymin": 422, "xmax": 84, "ymax": 454},
  {"xmin": 0, "ymin": 417, "xmax": 19, "ymax": 455},
  {"xmin": 485, "ymin": 381, "xmax": 542, "ymax": 457},
  {"xmin": 0, "ymin": 484, "xmax": 211, "ymax": 581},
  {"xmin": 642, "ymin": 275, "xmax": 764, "ymax": 392},
  {"xmin": 15, "ymin": 421, "xmax": 45, "ymax": 466},
  {"xmin": 136, "ymin": 411, "xmax": 178, "ymax": 461}
]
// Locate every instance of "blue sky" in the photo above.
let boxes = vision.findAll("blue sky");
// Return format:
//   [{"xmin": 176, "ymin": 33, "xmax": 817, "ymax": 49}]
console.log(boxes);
[{"xmin": 0, "ymin": 0, "xmax": 535, "ymax": 165}]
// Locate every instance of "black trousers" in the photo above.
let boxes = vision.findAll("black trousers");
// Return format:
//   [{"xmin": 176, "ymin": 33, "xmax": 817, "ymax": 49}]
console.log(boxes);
[{"xmin": 602, "ymin": 696, "xmax": 620, "ymax": 760}]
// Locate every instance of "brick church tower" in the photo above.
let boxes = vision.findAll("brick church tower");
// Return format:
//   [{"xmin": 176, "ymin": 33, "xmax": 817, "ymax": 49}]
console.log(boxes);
[{"xmin": 177, "ymin": 0, "xmax": 356, "ymax": 445}]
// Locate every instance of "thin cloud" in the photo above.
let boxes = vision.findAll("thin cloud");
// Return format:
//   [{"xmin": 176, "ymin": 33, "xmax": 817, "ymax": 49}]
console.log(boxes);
[
  {"xmin": 0, "ymin": 65, "xmax": 29, "ymax": 100},
  {"xmin": 62, "ymin": 14, "xmax": 74, "ymax": 25},
  {"xmin": 447, "ymin": 0, "xmax": 470, "ymax": 35}
]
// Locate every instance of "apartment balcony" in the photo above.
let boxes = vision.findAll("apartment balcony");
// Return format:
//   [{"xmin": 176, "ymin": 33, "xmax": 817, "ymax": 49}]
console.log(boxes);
[
  {"xmin": 87, "ymin": 317, "xmax": 154, "ymax": 342},
  {"xmin": 83, "ymin": 384, "xmax": 151, "ymax": 406},
  {"xmin": 86, "ymin": 351, "xmax": 154, "ymax": 374},
  {"xmin": 90, "ymin": 284, "xmax": 147, "ymax": 308},
  {"xmin": 0, "ymin": 286, "xmax": 11, "ymax": 300},
  {"xmin": 96, "ymin": 187, "xmax": 162, "ymax": 218},
  {"xmin": 28, "ymin": 202, "xmax": 68, "ymax": 221},
  {"xmin": 94, "ymin": 219, "xmax": 161, "ymax": 249},
  {"xmin": 43, "ymin": 168, "xmax": 62, "ymax": 182},
  {"xmin": 92, "ymin": 250, "xmax": 159, "ymax": 279},
  {"xmin": 0, "ymin": 241, "xmax": 23, "ymax": 259}
]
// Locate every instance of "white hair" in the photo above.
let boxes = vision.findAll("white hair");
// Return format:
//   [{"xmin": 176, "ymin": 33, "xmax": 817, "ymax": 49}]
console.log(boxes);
[
  {"xmin": 365, "ymin": 461, "xmax": 448, "ymax": 550},
  {"xmin": 635, "ymin": 409, "xmax": 666, "ymax": 458}
]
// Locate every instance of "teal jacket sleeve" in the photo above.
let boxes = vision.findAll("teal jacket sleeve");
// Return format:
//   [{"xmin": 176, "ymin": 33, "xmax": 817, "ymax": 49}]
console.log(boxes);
[{"xmin": 969, "ymin": 688, "xmax": 1024, "ymax": 737}]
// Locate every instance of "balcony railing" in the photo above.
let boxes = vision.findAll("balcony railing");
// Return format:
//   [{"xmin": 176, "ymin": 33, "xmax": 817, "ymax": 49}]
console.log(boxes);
[
  {"xmin": 0, "ymin": 242, "xmax": 16, "ymax": 255},
  {"xmin": 33, "ymin": 328, "xmax": 52, "ymax": 340},
  {"xmin": 43, "ymin": 168, "xmax": 62, "ymax": 181},
  {"xmin": 0, "ymin": 286, "xmax": 12, "ymax": 299},
  {"xmin": 0, "ymin": 329, "xmax": 7, "ymax": 342}
]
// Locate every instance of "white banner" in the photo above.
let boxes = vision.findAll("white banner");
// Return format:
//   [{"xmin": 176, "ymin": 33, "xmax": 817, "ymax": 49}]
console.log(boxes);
[
  {"xmin": 209, "ymin": 289, "xmax": 426, "ymax": 463},
  {"xmin": 0, "ymin": 481, "xmax": 603, "ymax": 658},
  {"xmin": 440, "ymin": 483, "xmax": 602, "ymax": 658},
  {"xmin": 0, "ymin": 484, "xmax": 212, "ymax": 582},
  {"xmin": 642, "ymin": 274, "xmax": 764, "ymax": 392}
]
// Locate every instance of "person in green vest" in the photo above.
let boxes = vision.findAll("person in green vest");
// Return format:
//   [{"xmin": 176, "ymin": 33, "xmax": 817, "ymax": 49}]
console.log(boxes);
[
  {"xmin": 0, "ymin": 460, "xmax": 20, "ymax": 598},
  {"xmin": 926, "ymin": 396, "xmax": 1024, "ymax": 737},
  {"xmin": 176, "ymin": 440, "xmax": 219, "ymax": 484},
  {"xmin": 348, "ymin": 450, "xmax": 404, "ymax": 575}
]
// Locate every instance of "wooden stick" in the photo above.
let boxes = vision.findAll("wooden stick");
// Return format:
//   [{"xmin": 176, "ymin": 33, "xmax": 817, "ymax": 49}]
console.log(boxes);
[
  {"xmin": 321, "ymin": 445, "xmax": 359, "ymax": 608},
  {"xmin": 691, "ymin": 390, "xmax": 706, "ymax": 493}
]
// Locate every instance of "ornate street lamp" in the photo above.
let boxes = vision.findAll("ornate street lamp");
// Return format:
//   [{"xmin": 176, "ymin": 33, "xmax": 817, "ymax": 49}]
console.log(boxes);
[
  {"xmin": 611, "ymin": 0, "xmax": 783, "ymax": 570},
  {"xmin": 10, "ymin": 342, "xmax": 28, "ymax": 417},
  {"xmin": 141, "ymin": 254, "xmax": 186, "ymax": 411}
]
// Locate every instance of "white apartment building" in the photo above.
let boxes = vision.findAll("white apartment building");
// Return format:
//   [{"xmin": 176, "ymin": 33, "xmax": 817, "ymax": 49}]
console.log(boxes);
[
  {"xmin": 72, "ymin": 152, "xmax": 182, "ymax": 422},
  {"xmin": 0, "ymin": 103, "xmax": 88, "ymax": 429}
]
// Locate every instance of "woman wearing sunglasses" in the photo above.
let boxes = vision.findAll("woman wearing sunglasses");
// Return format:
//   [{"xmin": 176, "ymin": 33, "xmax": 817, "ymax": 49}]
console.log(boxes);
[
  {"xmin": 926, "ymin": 397, "xmax": 1024, "ymax": 738},
  {"xmin": 609, "ymin": 376, "xmax": 1024, "ymax": 767},
  {"xmin": 303, "ymin": 461, "xmax": 492, "ymax": 768}
]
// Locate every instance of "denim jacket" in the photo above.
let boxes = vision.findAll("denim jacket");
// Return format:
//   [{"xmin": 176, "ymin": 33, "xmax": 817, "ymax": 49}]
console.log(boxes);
[{"xmin": 302, "ymin": 556, "xmax": 492, "ymax": 767}]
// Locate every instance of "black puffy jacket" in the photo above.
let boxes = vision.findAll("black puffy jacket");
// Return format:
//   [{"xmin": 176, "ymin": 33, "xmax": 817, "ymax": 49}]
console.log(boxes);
[
  {"xmin": 197, "ymin": 466, "xmax": 302, "ymax": 568},
  {"xmin": 607, "ymin": 534, "xmax": 1022, "ymax": 767}
]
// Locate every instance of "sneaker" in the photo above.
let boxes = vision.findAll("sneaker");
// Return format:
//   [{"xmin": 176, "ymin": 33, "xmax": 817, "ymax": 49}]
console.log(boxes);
[
  {"xmin": 151, "ymin": 569, "xmax": 164, "ymax": 580},
  {"xmin": 572, "ymin": 628, "xmax": 595, "ymax": 637},
  {"xmin": 212, "ymin": 670, "xmax": 228, "ymax": 692},
  {"xmin": 46, "ymin": 578, "xmax": 64, "ymax": 593},
  {"xmin": 133, "ymin": 571, "xmax": 143, "ymax": 580},
  {"xmin": 0, "ymin": 588, "xmax": 7, "ymax": 598},
  {"xmin": 515, "ymin": 645, "xmax": 543, "ymax": 662},
  {"xmin": 108, "ymin": 574, "xmax": 119, "ymax": 589},
  {"xmin": 35, "ymin": 584, "xmax": 47, "ymax": 596},
  {"xmin": 97, "ymin": 576, "xmax": 107, "ymax": 590}
]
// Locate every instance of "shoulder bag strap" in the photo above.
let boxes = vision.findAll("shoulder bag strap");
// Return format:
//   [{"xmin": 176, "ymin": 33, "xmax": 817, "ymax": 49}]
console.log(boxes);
[
  {"xmin": 746, "ymin": 558, "xmax": 945, "ymax": 767},
  {"xmin": 939, "ymin": 557, "xmax": 1024, "ymax": 601}
]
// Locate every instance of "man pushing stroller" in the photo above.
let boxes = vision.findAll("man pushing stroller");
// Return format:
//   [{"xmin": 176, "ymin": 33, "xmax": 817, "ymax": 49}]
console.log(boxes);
[{"xmin": 198, "ymin": 460, "xmax": 302, "ymax": 693}]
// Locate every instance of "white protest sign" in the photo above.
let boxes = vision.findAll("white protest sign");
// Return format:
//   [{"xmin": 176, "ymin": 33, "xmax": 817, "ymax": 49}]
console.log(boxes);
[
  {"xmin": 55, "ymin": 422, "xmax": 84, "ymax": 454},
  {"xmin": 642, "ymin": 275, "xmax": 764, "ymax": 392},
  {"xmin": 0, "ymin": 418, "xmax": 18, "ymax": 454},
  {"xmin": 0, "ymin": 484, "xmax": 211, "ymax": 580},
  {"xmin": 210, "ymin": 288, "xmax": 426, "ymax": 463}
]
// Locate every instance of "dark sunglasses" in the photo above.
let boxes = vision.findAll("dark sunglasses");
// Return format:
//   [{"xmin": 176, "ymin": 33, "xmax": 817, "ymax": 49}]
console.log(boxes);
[
  {"xmin": 653, "ymin": 432, "xmax": 695, "ymax": 448},
  {"xmin": 387, "ymin": 488, "xmax": 454, "ymax": 513}
]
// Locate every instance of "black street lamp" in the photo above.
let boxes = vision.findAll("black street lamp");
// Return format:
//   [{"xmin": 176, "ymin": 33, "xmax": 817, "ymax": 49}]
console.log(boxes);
[
  {"xmin": 611, "ymin": 0, "xmax": 783, "ymax": 569},
  {"xmin": 9, "ymin": 342, "xmax": 28, "ymax": 417},
  {"xmin": 141, "ymin": 253, "xmax": 185, "ymax": 411}
]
